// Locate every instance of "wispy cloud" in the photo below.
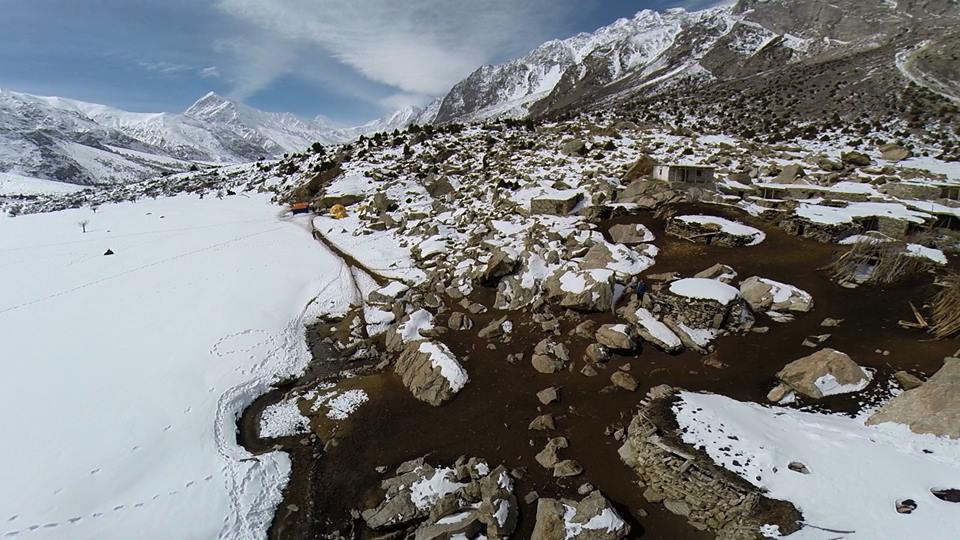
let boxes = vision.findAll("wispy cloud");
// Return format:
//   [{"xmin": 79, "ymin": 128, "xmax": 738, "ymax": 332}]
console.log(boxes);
[
  {"xmin": 214, "ymin": 0, "xmax": 564, "ymax": 102},
  {"xmin": 138, "ymin": 60, "xmax": 222, "ymax": 79}
]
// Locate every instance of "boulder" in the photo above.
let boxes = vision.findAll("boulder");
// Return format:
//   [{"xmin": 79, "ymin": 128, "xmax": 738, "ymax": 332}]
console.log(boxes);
[
  {"xmin": 841, "ymin": 151, "xmax": 872, "ymax": 167},
  {"xmin": 562, "ymin": 139, "xmax": 589, "ymax": 157},
  {"xmin": 774, "ymin": 164, "xmax": 806, "ymax": 183},
  {"xmin": 694, "ymin": 263, "xmax": 737, "ymax": 283},
  {"xmin": 584, "ymin": 343, "xmax": 611, "ymax": 363},
  {"xmin": 531, "ymin": 491, "xmax": 630, "ymax": 540},
  {"xmin": 739, "ymin": 276, "xmax": 813, "ymax": 312},
  {"xmin": 595, "ymin": 324, "xmax": 635, "ymax": 351},
  {"xmin": 537, "ymin": 386, "xmax": 560, "ymax": 405},
  {"xmin": 879, "ymin": 143, "xmax": 911, "ymax": 162},
  {"xmin": 621, "ymin": 155, "xmax": 655, "ymax": 182},
  {"xmin": 531, "ymin": 191, "xmax": 583, "ymax": 216},
  {"xmin": 543, "ymin": 268, "xmax": 615, "ymax": 312},
  {"xmin": 608, "ymin": 223, "xmax": 655, "ymax": 244},
  {"xmin": 531, "ymin": 339, "xmax": 569, "ymax": 374},
  {"xmin": 624, "ymin": 307, "xmax": 684, "ymax": 353},
  {"xmin": 395, "ymin": 341, "xmax": 469, "ymax": 406},
  {"xmin": 529, "ymin": 414, "xmax": 556, "ymax": 431},
  {"xmin": 894, "ymin": 370, "xmax": 924, "ymax": 390},
  {"xmin": 773, "ymin": 348, "xmax": 870, "ymax": 400},
  {"xmin": 477, "ymin": 248, "xmax": 518, "ymax": 283},
  {"xmin": 553, "ymin": 459, "xmax": 583, "ymax": 478},
  {"xmin": 414, "ymin": 510, "xmax": 484, "ymax": 540},
  {"xmin": 867, "ymin": 358, "xmax": 960, "ymax": 438},
  {"xmin": 611, "ymin": 371, "xmax": 638, "ymax": 392},
  {"xmin": 617, "ymin": 180, "xmax": 684, "ymax": 209},
  {"xmin": 535, "ymin": 437, "xmax": 569, "ymax": 469}
]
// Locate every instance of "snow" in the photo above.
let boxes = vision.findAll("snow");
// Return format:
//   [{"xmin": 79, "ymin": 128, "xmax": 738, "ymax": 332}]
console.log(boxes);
[
  {"xmin": 314, "ymin": 389, "xmax": 369, "ymax": 421},
  {"xmin": 559, "ymin": 270, "xmax": 588, "ymax": 293},
  {"xmin": 409, "ymin": 467, "xmax": 466, "ymax": 510},
  {"xmin": 398, "ymin": 309, "xmax": 434, "ymax": 343},
  {"xmin": 813, "ymin": 372, "xmax": 871, "ymax": 397},
  {"xmin": 795, "ymin": 201, "xmax": 931, "ymax": 226},
  {"xmin": 0, "ymin": 171, "xmax": 86, "ymax": 196},
  {"xmin": 669, "ymin": 277, "xmax": 740, "ymax": 304},
  {"xmin": 0, "ymin": 193, "xmax": 342, "ymax": 540},
  {"xmin": 633, "ymin": 308, "xmax": 683, "ymax": 349},
  {"xmin": 905, "ymin": 243, "xmax": 947, "ymax": 265},
  {"xmin": 675, "ymin": 323, "xmax": 721, "ymax": 347},
  {"xmin": 418, "ymin": 341, "xmax": 469, "ymax": 392},
  {"xmin": 494, "ymin": 499, "xmax": 510, "ymax": 527},
  {"xmin": 259, "ymin": 398, "xmax": 310, "ymax": 438},
  {"xmin": 756, "ymin": 277, "xmax": 813, "ymax": 306},
  {"xmin": 314, "ymin": 215, "xmax": 426, "ymax": 284},
  {"xmin": 675, "ymin": 391, "xmax": 960, "ymax": 540},
  {"xmin": 675, "ymin": 215, "xmax": 766, "ymax": 245},
  {"xmin": 561, "ymin": 503, "xmax": 627, "ymax": 539}
]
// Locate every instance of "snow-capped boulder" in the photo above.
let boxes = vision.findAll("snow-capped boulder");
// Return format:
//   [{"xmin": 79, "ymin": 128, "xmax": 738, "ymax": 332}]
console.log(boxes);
[
  {"xmin": 395, "ymin": 341, "xmax": 469, "ymax": 406},
  {"xmin": 769, "ymin": 348, "xmax": 870, "ymax": 401},
  {"xmin": 739, "ymin": 276, "xmax": 814, "ymax": 313},
  {"xmin": 531, "ymin": 490, "xmax": 630, "ymax": 540},
  {"xmin": 625, "ymin": 307, "xmax": 683, "ymax": 353},
  {"xmin": 544, "ymin": 268, "xmax": 616, "ymax": 312}
]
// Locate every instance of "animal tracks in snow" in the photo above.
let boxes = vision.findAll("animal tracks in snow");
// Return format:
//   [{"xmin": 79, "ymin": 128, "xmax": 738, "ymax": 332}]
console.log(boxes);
[{"xmin": 1, "ymin": 473, "xmax": 218, "ymax": 537}]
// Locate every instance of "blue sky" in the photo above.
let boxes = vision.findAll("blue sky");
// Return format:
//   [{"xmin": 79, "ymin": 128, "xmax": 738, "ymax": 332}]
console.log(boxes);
[{"xmin": 0, "ymin": 0, "xmax": 718, "ymax": 124}]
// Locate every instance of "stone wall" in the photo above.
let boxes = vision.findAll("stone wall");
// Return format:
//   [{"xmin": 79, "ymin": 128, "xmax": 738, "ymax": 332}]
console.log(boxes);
[{"xmin": 618, "ymin": 393, "xmax": 801, "ymax": 539}]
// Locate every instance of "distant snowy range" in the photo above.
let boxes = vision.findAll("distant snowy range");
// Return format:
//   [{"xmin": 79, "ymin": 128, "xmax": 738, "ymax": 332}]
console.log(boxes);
[{"xmin": 0, "ymin": 89, "xmax": 437, "ymax": 188}]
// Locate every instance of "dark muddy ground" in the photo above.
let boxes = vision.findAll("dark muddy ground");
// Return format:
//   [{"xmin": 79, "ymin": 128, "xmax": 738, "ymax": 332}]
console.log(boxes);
[{"xmin": 240, "ymin": 204, "xmax": 959, "ymax": 539}]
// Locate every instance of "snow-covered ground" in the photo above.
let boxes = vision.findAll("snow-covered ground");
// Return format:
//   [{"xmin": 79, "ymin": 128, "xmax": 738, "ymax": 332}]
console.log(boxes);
[
  {"xmin": 0, "ymin": 194, "xmax": 346, "ymax": 539},
  {"xmin": 0, "ymin": 172, "xmax": 86, "ymax": 196},
  {"xmin": 675, "ymin": 392, "xmax": 960, "ymax": 539}
]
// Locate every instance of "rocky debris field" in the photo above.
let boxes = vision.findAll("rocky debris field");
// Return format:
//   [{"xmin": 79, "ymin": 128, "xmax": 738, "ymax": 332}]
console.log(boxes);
[{"xmin": 10, "ymin": 110, "xmax": 960, "ymax": 539}]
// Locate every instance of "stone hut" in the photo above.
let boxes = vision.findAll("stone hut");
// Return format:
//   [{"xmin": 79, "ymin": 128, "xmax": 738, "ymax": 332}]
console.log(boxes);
[{"xmin": 650, "ymin": 278, "xmax": 746, "ymax": 330}]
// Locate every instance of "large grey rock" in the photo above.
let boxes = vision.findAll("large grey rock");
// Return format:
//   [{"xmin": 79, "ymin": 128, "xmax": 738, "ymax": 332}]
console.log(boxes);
[
  {"xmin": 531, "ymin": 491, "xmax": 630, "ymax": 540},
  {"xmin": 867, "ymin": 358, "xmax": 960, "ymax": 438},
  {"xmin": 773, "ymin": 348, "xmax": 869, "ymax": 400},
  {"xmin": 395, "ymin": 341, "xmax": 468, "ymax": 406}
]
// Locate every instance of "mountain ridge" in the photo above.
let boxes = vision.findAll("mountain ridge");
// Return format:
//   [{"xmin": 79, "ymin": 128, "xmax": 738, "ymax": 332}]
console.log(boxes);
[{"xmin": 0, "ymin": 89, "xmax": 431, "ymax": 185}]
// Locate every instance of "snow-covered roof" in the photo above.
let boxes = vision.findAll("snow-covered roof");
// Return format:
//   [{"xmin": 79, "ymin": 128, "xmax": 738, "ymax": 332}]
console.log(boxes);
[{"xmin": 669, "ymin": 277, "xmax": 740, "ymax": 304}]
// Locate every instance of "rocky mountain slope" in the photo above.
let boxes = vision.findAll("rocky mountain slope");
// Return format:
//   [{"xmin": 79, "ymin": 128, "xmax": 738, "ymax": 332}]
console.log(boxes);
[
  {"xmin": 0, "ymin": 89, "xmax": 430, "ymax": 185},
  {"xmin": 432, "ymin": 0, "xmax": 960, "ymax": 138}
]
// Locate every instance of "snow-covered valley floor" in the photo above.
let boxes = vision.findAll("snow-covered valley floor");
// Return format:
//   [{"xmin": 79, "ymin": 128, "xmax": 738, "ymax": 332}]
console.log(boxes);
[{"xmin": 0, "ymin": 194, "xmax": 343, "ymax": 539}]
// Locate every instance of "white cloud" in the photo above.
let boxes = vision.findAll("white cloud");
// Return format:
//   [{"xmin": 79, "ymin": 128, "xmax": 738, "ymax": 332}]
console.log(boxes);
[{"xmin": 215, "ymin": 0, "xmax": 563, "ymax": 100}]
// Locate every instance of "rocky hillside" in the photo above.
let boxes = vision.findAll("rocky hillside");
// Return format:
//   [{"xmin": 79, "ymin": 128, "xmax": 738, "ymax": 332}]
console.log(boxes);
[{"xmin": 432, "ymin": 0, "xmax": 960, "ymax": 141}]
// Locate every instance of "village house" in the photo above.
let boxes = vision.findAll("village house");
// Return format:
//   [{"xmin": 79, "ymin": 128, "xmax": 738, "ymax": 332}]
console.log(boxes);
[{"xmin": 652, "ymin": 163, "xmax": 716, "ymax": 187}]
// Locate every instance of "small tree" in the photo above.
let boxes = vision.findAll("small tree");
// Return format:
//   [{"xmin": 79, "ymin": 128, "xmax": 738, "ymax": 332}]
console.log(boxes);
[{"xmin": 78, "ymin": 219, "xmax": 89, "ymax": 233}]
